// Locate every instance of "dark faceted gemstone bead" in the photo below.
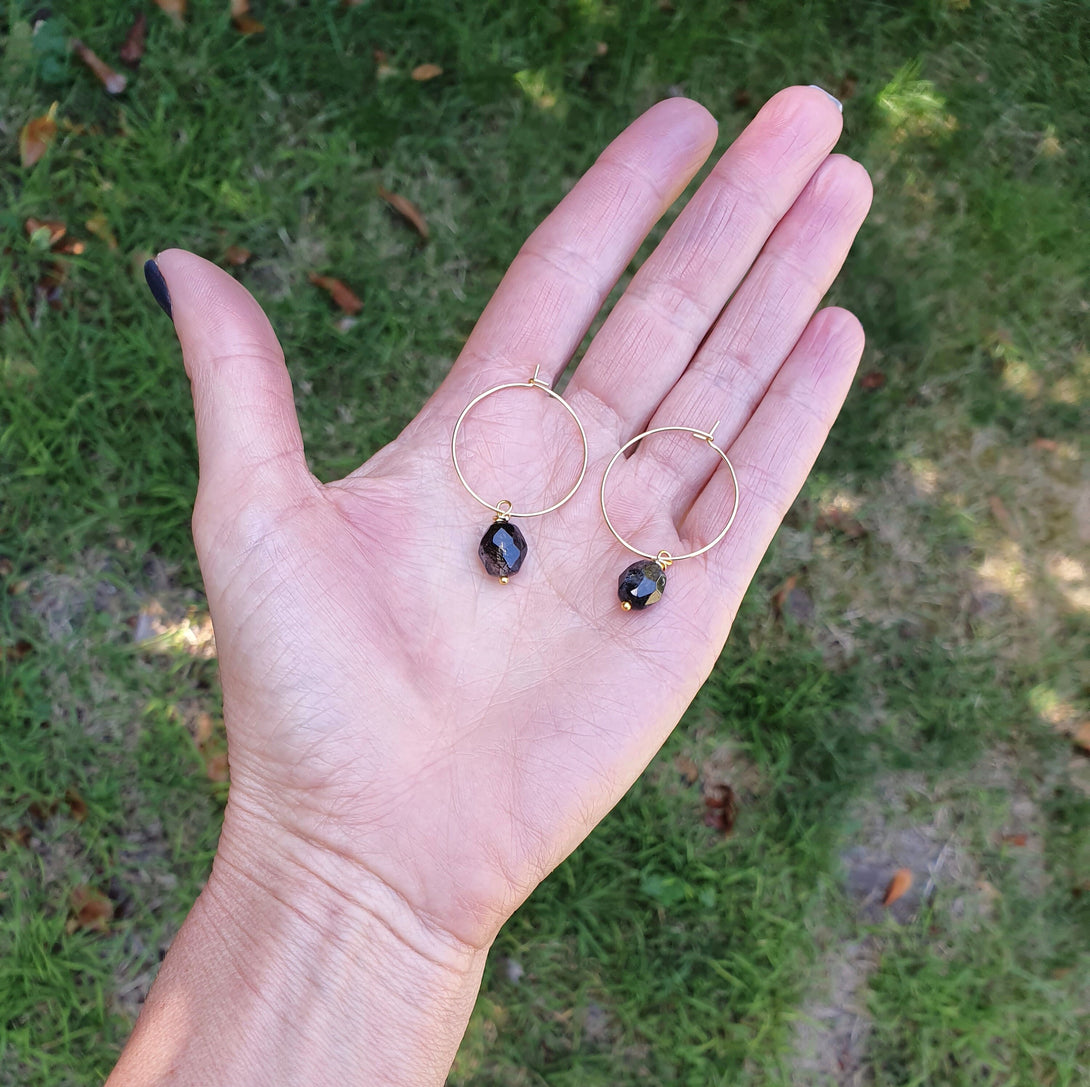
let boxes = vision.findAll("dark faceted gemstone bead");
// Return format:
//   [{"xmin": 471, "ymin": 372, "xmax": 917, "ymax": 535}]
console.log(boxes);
[
  {"xmin": 479, "ymin": 520, "xmax": 527, "ymax": 579},
  {"xmin": 618, "ymin": 560, "xmax": 666, "ymax": 610}
]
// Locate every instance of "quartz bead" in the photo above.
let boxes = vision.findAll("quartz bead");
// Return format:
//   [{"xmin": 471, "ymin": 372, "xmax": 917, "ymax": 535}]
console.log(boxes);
[
  {"xmin": 479, "ymin": 521, "xmax": 527, "ymax": 579},
  {"xmin": 618, "ymin": 560, "xmax": 666, "ymax": 610}
]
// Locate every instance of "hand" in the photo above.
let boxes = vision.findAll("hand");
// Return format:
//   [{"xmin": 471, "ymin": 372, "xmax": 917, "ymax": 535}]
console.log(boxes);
[{"xmin": 116, "ymin": 86, "xmax": 871, "ymax": 1085}]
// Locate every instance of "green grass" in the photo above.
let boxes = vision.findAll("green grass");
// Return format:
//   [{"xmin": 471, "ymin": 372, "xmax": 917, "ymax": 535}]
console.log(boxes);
[{"xmin": 2, "ymin": 0, "xmax": 1089, "ymax": 1083}]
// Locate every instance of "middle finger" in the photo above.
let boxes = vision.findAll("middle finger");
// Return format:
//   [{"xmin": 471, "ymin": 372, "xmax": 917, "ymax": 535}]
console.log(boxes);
[{"xmin": 566, "ymin": 85, "xmax": 843, "ymax": 438}]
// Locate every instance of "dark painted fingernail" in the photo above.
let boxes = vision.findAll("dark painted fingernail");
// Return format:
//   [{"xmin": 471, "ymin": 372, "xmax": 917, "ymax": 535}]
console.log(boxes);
[
  {"xmin": 143, "ymin": 259, "xmax": 173, "ymax": 320},
  {"xmin": 808, "ymin": 85, "xmax": 843, "ymax": 113}
]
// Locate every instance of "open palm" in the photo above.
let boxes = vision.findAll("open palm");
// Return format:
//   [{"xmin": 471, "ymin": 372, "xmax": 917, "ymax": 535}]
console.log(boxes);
[{"xmin": 155, "ymin": 87, "xmax": 871, "ymax": 956}]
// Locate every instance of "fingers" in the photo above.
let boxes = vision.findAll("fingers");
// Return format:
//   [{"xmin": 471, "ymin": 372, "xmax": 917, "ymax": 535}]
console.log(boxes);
[
  {"xmin": 566, "ymin": 85, "xmax": 844, "ymax": 438},
  {"xmin": 634, "ymin": 154, "xmax": 873, "ymax": 516},
  {"xmin": 431, "ymin": 97, "xmax": 718, "ymax": 415},
  {"xmin": 687, "ymin": 307, "xmax": 866, "ymax": 609},
  {"xmin": 152, "ymin": 249, "xmax": 315, "ymax": 546}
]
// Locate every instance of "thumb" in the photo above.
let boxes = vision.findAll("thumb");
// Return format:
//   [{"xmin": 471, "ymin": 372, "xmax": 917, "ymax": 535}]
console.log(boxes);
[{"xmin": 147, "ymin": 249, "xmax": 315, "ymax": 551}]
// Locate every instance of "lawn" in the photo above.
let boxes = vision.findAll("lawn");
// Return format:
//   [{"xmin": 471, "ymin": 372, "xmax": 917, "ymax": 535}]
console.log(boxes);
[{"xmin": 2, "ymin": 1, "xmax": 1089, "ymax": 1083}]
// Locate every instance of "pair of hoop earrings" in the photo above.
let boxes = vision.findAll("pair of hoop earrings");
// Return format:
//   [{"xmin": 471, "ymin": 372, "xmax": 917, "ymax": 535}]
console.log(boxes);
[{"xmin": 450, "ymin": 368, "xmax": 740, "ymax": 612}]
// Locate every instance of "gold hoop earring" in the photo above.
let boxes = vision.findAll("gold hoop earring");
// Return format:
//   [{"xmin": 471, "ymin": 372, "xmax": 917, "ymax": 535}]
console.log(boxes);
[
  {"xmin": 451, "ymin": 367, "xmax": 589, "ymax": 583},
  {"xmin": 600, "ymin": 422, "xmax": 740, "ymax": 611}
]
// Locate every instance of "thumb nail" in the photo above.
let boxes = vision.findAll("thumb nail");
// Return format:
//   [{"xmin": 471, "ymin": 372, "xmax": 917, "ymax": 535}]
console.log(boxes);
[{"xmin": 144, "ymin": 259, "xmax": 173, "ymax": 320}]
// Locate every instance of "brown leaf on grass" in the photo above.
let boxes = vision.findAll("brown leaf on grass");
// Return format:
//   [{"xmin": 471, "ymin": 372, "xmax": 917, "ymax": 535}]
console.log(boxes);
[
  {"xmin": 1002, "ymin": 833, "xmax": 1028, "ymax": 847},
  {"xmin": 0, "ymin": 559, "xmax": 12, "ymax": 576},
  {"xmin": 836, "ymin": 75, "xmax": 859, "ymax": 101},
  {"xmin": 230, "ymin": 0, "xmax": 265, "ymax": 34},
  {"xmin": 308, "ymin": 273, "xmax": 363, "ymax": 315},
  {"xmin": 85, "ymin": 214, "xmax": 118, "ymax": 250},
  {"xmin": 988, "ymin": 495, "xmax": 1015, "ymax": 534},
  {"xmin": 1, "ymin": 826, "xmax": 31, "ymax": 850},
  {"xmin": 25, "ymin": 218, "xmax": 67, "ymax": 246},
  {"xmin": 71, "ymin": 40, "xmax": 128, "ymax": 94},
  {"xmin": 771, "ymin": 574, "xmax": 797, "ymax": 616},
  {"xmin": 4, "ymin": 640, "xmax": 33, "ymax": 661},
  {"xmin": 64, "ymin": 787, "xmax": 88, "ymax": 822},
  {"xmin": 702, "ymin": 782, "xmax": 737, "ymax": 835},
  {"xmin": 204, "ymin": 751, "xmax": 230, "ymax": 783},
  {"xmin": 772, "ymin": 575, "xmax": 815, "ymax": 623},
  {"xmin": 1032, "ymin": 438, "xmax": 1060, "ymax": 453},
  {"xmin": 1074, "ymin": 721, "xmax": 1090, "ymax": 754},
  {"xmin": 411, "ymin": 63, "xmax": 443, "ymax": 81},
  {"xmin": 595, "ymin": 41, "xmax": 609, "ymax": 56},
  {"xmin": 20, "ymin": 107, "xmax": 58, "ymax": 168},
  {"xmin": 675, "ymin": 754, "xmax": 699, "ymax": 785},
  {"xmin": 194, "ymin": 711, "xmax": 214, "ymax": 747},
  {"xmin": 119, "ymin": 12, "xmax": 148, "ymax": 68},
  {"xmin": 224, "ymin": 245, "xmax": 252, "ymax": 266},
  {"xmin": 815, "ymin": 508, "xmax": 868, "ymax": 539},
  {"xmin": 154, "ymin": 0, "xmax": 186, "ymax": 27},
  {"xmin": 28, "ymin": 799, "xmax": 59, "ymax": 821},
  {"xmin": 377, "ymin": 187, "xmax": 430, "ymax": 240},
  {"xmin": 882, "ymin": 867, "xmax": 913, "ymax": 906},
  {"xmin": 67, "ymin": 885, "xmax": 113, "ymax": 933},
  {"xmin": 373, "ymin": 49, "xmax": 395, "ymax": 78},
  {"xmin": 860, "ymin": 370, "xmax": 886, "ymax": 390}
]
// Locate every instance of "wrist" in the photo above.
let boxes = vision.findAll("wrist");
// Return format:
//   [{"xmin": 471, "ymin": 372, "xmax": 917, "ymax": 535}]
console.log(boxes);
[{"xmin": 110, "ymin": 799, "xmax": 487, "ymax": 1086}]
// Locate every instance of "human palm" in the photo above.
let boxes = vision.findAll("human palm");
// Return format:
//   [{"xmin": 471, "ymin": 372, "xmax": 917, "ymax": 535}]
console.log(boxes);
[{"xmin": 156, "ymin": 87, "xmax": 871, "ymax": 954}]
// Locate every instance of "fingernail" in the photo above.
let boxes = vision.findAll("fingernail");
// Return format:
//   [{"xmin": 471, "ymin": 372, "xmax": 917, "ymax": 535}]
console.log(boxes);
[
  {"xmin": 143, "ymin": 258, "xmax": 173, "ymax": 320},
  {"xmin": 808, "ymin": 85, "xmax": 843, "ymax": 113}
]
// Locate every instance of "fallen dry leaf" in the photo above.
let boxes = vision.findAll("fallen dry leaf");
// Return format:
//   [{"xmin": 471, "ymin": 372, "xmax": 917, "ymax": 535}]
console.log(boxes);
[
  {"xmin": 1002, "ymin": 833, "xmax": 1028, "ymax": 847},
  {"xmin": 308, "ymin": 273, "xmax": 363, "ymax": 315},
  {"xmin": 230, "ymin": 0, "xmax": 265, "ymax": 35},
  {"xmin": 71, "ymin": 40, "xmax": 127, "ymax": 94},
  {"xmin": 837, "ymin": 75, "xmax": 859, "ymax": 101},
  {"xmin": 860, "ymin": 370, "xmax": 886, "ymax": 390},
  {"xmin": 119, "ymin": 12, "xmax": 148, "ymax": 68},
  {"xmin": 595, "ymin": 41, "xmax": 609, "ymax": 56},
  {"xmin": 85, "ymin": 214, "xmax": 118, "ymax": 249},
  {"xmin": 1074, "ymin": 721, "xmax": 1090, "ymax": 753},
  {"xmin": 373, "ymin": 49, "xmax": 395, "ymax": 78},
  {"xmin": 224, "ymin": 245, "xmax": 252, "ymax": 266},
  {"xmin": 204, "ymin": 751, "xmax": 230, "ymax": 783},
  {"xmin": 20, "ymin": 106, "xmax": 59, "ymax": 168},
  {"xmin": 411, "ymin": 63, "xmax": 443, "ymax": 81},
  {"xmin": 988, "ymin": 495, "xmax": 1015, "ymax": 534},
  {"xmin": 1032, "ymin": 438, "xmax": 1060, "ymax": 452},
  {"xmin": 154, "ymin": 0, "xmax": 186, "ymax": 27},
  {"xmin": 64, "ymin": 787, "xmax": 88, "ymax": 822},
  {"xmin": 882, "ymin": 867, "xmax": 913, "ymax": 906},
  {"xmin": 771, "ymin": 574, "xmax": 797, "ymax": 611},
  {"xmin": 68, "ymin": 885, "xmax": 113, "ymax": 933},
  {"xmin": 25, "ymin": 218, "xmax": 67, "ymax": 246},
  {"xmin": 815, "ymin": 508, "xmax": 868, "ymax": 539},
  {"xmin": 0, "ymin": 559, "xmax": 12, "ymax": 576},
  {"xmin": 702, "ymin": 782, "xmax": 736, "ymax": 835},
  {"xmin": 377, "ymin": 187, "xmax": 429, "ymax": 240},
  {"xmin": 4, "ymin": 640, "xmax": 33, "ymax": 661},
  {"xmin": 194, "ymin": 711, "xmax": 214, "ymax": 747},
  {"xmin": 0, "ymin": 826, "xmax": 31, "ymax": 850},
  {"xmin": 675, "ymin": 754, "xmax": 699, "ymax": 785}
]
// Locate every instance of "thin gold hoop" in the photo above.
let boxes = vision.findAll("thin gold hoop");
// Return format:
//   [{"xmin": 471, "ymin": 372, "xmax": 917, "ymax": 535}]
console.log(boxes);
[
  {"xmin": 600, "ymin": 423, "xmax": 740, "ymax": 562},
  {"xmin": 451, "ymin": 368, "xmax": 589, "ymax": 519}
]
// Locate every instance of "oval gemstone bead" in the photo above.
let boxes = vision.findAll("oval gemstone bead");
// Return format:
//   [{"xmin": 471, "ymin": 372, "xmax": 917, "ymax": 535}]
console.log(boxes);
[
  {"xmin": 479, "ymin": 521, "xmax": 527, "ymax": 579},
  {"xmin": 618, "ymin": 560, "xmax": 666, "ymax": 610}
]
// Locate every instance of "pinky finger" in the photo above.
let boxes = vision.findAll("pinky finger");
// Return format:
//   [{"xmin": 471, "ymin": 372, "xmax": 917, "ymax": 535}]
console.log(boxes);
[{"xmin": 687, "ymin": 306, "xmax": 866, "ymax": 609}]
